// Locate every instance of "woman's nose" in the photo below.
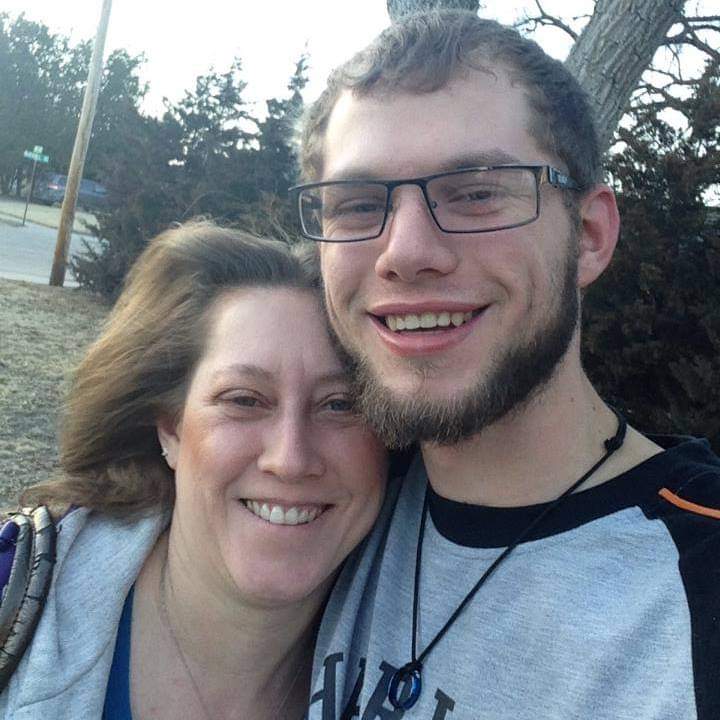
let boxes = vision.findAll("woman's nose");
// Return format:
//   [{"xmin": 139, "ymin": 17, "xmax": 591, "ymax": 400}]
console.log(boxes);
[{"xmin": 256, "ymin": 412, "xmax": 325, "ymax": 481}]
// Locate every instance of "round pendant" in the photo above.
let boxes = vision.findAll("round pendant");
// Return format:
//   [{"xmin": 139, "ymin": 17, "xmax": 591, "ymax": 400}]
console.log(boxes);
[{"xmin": 388, "ymin": 662, "xmax": 422, "ymax": 710}]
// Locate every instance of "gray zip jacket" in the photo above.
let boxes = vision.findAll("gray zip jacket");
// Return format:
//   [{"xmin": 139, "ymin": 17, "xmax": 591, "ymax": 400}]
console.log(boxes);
[{"xmin": 0, "ymin": 507, "xmax": 166, "ymax": 720}]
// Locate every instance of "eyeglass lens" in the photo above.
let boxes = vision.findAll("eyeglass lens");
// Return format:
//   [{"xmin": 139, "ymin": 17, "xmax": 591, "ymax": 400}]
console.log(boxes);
[{"xmin": 299, "ymin": 167, "xmax": 540, "ymax": 241}]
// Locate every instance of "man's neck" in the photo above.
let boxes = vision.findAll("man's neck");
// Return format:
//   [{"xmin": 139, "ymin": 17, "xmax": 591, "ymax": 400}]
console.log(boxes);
[{"xmin": 421, "ymin": 364, "xmax": 662, "ymax": 507}]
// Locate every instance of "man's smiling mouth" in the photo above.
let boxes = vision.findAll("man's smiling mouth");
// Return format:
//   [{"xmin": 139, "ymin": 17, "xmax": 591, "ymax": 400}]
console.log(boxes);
[{"xmin": 380, "ymin": 309, "xmax": 483, "ymax": 332}]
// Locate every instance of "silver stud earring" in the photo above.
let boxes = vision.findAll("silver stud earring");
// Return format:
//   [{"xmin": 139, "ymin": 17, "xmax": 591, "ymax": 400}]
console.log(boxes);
[{"xmin": 161, "ymin": 448, "xmax": 168, "ymax": 459}]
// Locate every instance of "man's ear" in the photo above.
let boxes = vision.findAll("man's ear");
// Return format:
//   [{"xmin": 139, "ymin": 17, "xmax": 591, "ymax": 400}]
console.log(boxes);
[
  {"xmin": 576, "ymin": 184, "xmax": 620, "ymax": 289},
  {"xmin": 156, "ymin": 414, "xmax": 181, "ymax": 471}
]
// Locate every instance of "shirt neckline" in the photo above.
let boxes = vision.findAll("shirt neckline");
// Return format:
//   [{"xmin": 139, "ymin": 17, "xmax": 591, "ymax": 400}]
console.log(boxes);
[{"xmin": 426, "ymin": 435, "xmax": 715, "ymax": 548}]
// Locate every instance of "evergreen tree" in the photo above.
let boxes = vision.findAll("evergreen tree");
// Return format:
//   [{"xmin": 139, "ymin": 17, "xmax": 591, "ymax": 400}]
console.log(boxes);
[
  {"xmin": 73, "ymin": 56, "xmax": 309, "ymax": 297},
  {"xmin": 0, "ymin": 14, "xmax": 146, "ymax": 195},
  {"xmin": 583, "ymin": 60, "xmax": 720, "ymax": 449}
]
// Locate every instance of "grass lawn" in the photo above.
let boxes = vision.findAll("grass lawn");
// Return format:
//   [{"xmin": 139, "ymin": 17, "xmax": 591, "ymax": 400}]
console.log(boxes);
[{"xmin": 0, "ymin": 195, "xmax": 96, "ymax": 234}]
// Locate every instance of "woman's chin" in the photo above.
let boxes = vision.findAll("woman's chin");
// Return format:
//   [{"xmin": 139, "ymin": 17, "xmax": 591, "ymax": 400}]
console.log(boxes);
[{"xmin": 228, "ymin": 565, "xmax": 335, "ymax": 609}]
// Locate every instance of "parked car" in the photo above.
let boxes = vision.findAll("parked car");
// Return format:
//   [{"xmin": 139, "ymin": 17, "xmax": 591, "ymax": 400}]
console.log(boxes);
[{"xmin": 33, "ymin": 173, "xmax": 108, "ymax": 210}]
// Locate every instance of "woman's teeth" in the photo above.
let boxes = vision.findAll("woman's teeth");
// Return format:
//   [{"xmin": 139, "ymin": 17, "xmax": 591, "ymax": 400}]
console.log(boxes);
[
  {"xmin": 243, "ymin": 500, "xmax": 325, "ymax": 526},
  {"xmin": 385, "ymin": 311, "xmax": 474, "ymax": 332}
]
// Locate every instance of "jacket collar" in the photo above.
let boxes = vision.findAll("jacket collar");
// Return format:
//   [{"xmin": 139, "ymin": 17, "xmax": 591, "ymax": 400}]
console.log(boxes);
[{"xmin": 7, "ymin": 508, "xmax": 167, "ymax": 717}]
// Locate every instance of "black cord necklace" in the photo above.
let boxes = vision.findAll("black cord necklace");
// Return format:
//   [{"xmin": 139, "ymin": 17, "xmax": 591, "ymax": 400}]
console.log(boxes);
[{"xmin": 387, "ymin": 409, "xmax": 628, "ymax": 711}]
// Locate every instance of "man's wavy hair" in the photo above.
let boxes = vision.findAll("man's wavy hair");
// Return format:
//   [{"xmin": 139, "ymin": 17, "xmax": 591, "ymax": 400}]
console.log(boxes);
[
  {"xmin": 22, "ymin": 221, "xmax": 317, "ymax": 516},
  {"xmin": 300, "ymin": 10, "xmax": 601, "ymax": 191}
]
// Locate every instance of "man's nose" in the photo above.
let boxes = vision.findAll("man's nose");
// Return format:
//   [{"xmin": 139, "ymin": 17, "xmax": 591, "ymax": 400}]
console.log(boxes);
[
  {"xmin": 256, "ymin": 411, "xmax": 324, "ymax": 481},
  {"xmin": 374, "ymin": 185, "xmax": 459, "ymax": 282}
]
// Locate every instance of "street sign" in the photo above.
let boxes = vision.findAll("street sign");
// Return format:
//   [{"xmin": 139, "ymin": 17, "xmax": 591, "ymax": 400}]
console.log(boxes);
[{"xmin": 23, "ymin": 150, "xmax": 49, "ymax": 164}]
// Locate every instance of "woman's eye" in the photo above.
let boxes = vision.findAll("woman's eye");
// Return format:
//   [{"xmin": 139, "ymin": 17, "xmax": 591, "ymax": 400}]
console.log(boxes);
[
  {"xmin": 324, "ymin": 396, "xmax": 355, "ymax": 413},
  {"xmin": 226, "ymin": 394, "xmax": 263, "ymax": 408}
]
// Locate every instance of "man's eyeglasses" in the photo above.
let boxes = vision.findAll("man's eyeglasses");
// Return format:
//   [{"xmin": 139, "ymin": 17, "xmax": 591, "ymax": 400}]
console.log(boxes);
[{"xmin": 290, "ymin": 165, "xmax": 580, "ymax": 243}]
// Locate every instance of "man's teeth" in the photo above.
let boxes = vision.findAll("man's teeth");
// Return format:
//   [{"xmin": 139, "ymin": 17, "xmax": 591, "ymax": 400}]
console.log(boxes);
[
  {"xmin": 243, "ymin": 500, "xmax": 324, "ymax": 526},
  {"xmin": 385, "ymin": 311, "xmax": 473, "ymax": 332}
]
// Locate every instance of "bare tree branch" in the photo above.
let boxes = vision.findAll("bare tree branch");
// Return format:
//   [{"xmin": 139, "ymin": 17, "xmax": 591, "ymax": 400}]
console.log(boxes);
[
  {"xmin": 643, "ymin": 71, "xmax": 698, "ymax": 90},
  {"xmin": 666, "ymin": 23, "xmax": 720, "ymax": 43},
  {"xmin": 664, "ymin": 17, "xmax": 720, "ymax": 63},
  {"xmin": 647, "ymin": 68, "xmax": 683, "ymax": 83},
  {"xmin": 683, "ymin": 23, "xmax": 720, "ymax": 33},
  {"xmin": 635, "ymin": 83, "xmax": 691, "ymax": 112},
  {"xmin": 685, "ymin": 16, "xmax": 720, "ymax": 23},
  {"xmin": 664, "ymin": 42, "xmax": 686, "ymax": 82},
  {"xmin": 665, "ymin": 35, "xmax": 720, "ymax": 63},
  {"xmin": 516, "ymin": 1, "xmax": 579, "ymax": 41},
  {"xmin": 684, "ymin": 28, "xmax": 720, "ymax": 62}
]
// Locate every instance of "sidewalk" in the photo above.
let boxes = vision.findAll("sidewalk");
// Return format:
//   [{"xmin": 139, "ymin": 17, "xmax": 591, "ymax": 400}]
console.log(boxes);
[{"xmin": 0, "ymin": 195, "xmax": 96, "ymax": 235}]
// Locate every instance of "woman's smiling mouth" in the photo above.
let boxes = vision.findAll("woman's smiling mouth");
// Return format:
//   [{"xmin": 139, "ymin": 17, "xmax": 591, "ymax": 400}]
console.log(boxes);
[{"xmin": 242, "ymin": 500, "xmax": 328, "ymax": 526}]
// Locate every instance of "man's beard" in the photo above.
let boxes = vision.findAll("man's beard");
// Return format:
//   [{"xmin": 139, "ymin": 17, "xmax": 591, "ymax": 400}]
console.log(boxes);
[{"xmin": 345, "ymin": 243, "xmax": 580, "ymax": 449}]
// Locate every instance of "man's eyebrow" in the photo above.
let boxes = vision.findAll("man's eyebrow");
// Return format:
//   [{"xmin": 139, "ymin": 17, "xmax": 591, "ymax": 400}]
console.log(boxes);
[
  {"xmin": 324, "ymin": 150, "xmax": 524, "ymax": 182},
  {"xmin": 441, "ymin": 150, "xmax": 523, "ymax": 170},
  {"xmin": 324, "ymin": 167, "xmax": 384, "ymax": 182}
]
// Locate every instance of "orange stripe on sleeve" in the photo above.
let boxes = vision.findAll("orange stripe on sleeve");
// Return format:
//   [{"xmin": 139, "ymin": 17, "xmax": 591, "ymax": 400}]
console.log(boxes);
[{"xmin": 659, "ymin": 487, "xmax": 720, "ymax": 520}]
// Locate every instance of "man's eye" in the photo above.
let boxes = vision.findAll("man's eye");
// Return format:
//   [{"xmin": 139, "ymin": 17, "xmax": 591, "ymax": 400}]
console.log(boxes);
[
  {"xmin": 447, "ymin": 186, "xmax": 498, "ymax": 203},
  {"xmin": 327, "ymin": 200, "xmax": 384, "ymax": 217}
]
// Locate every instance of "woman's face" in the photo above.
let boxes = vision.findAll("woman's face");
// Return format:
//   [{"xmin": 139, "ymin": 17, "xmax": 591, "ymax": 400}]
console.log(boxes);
[{"xmin": 159, "ymin": 287, "xmax": 387, "ymax": 607}]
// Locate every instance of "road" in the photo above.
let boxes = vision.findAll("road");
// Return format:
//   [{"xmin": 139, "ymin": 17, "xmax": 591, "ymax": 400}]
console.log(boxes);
[{"xmin": 0, "ymin": 216, "xmax": 99, "ymax": 287}]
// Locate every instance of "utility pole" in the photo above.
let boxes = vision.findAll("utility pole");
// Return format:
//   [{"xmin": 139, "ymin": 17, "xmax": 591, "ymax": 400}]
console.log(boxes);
[{"xmin": 49, "ymin": 0, "xmax": 112, "ymax": 287}]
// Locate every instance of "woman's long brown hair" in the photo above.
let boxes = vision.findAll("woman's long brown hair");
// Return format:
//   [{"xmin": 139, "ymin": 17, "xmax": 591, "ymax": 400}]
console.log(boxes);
[{"xmin": 22, "ymin": 220, "xmax": 316, "ymax": 516}]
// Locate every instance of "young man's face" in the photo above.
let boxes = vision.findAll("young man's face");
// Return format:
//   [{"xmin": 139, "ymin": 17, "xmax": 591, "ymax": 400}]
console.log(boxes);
[{"xmin": 318, "ymin": 69, "xmax": 583, "ymax": 446}]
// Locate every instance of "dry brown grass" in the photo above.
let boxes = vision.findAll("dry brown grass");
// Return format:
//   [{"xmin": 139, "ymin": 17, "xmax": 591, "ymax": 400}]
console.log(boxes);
[{"xmin": 0, "ymin": 278, "xmax": 108, "ymax": 507}]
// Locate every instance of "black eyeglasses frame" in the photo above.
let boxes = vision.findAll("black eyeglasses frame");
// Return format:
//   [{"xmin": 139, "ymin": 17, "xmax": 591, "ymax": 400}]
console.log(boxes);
[{"xmin": 289, "ymin": 164, "xmax": 581, "ymax": 243}]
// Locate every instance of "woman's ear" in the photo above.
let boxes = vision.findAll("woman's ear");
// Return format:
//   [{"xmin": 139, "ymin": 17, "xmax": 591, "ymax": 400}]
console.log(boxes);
[
  {"xmin": 156, "ymin": 415, "xmax": 181, "ymax": 471},
  {"xmin": 576, "ymin": 184, "xmax": 620, "ymax": 289}
]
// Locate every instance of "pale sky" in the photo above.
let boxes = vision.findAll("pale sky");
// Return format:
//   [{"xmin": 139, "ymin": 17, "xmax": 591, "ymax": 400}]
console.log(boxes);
[
  {"xmin": 1, "ymin": 1, "xmax": 589, "ymax": 116},
  {"xmin": 2, "ymin": 1, "xmax": 714, "ymax": 119}
]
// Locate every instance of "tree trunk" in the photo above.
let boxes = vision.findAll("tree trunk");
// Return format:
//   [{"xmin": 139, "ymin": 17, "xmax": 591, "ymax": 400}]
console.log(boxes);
[
  {"xmin": 386, "ymin": 0, "xmax": 686, "ymax": 154},
  {"xmin": 387, "ymin": 0, "xmax": 480, "ymax": 21},
  {"xmin": 565, "ymin": 0, "xmax": 684, "ymax": 152}
]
